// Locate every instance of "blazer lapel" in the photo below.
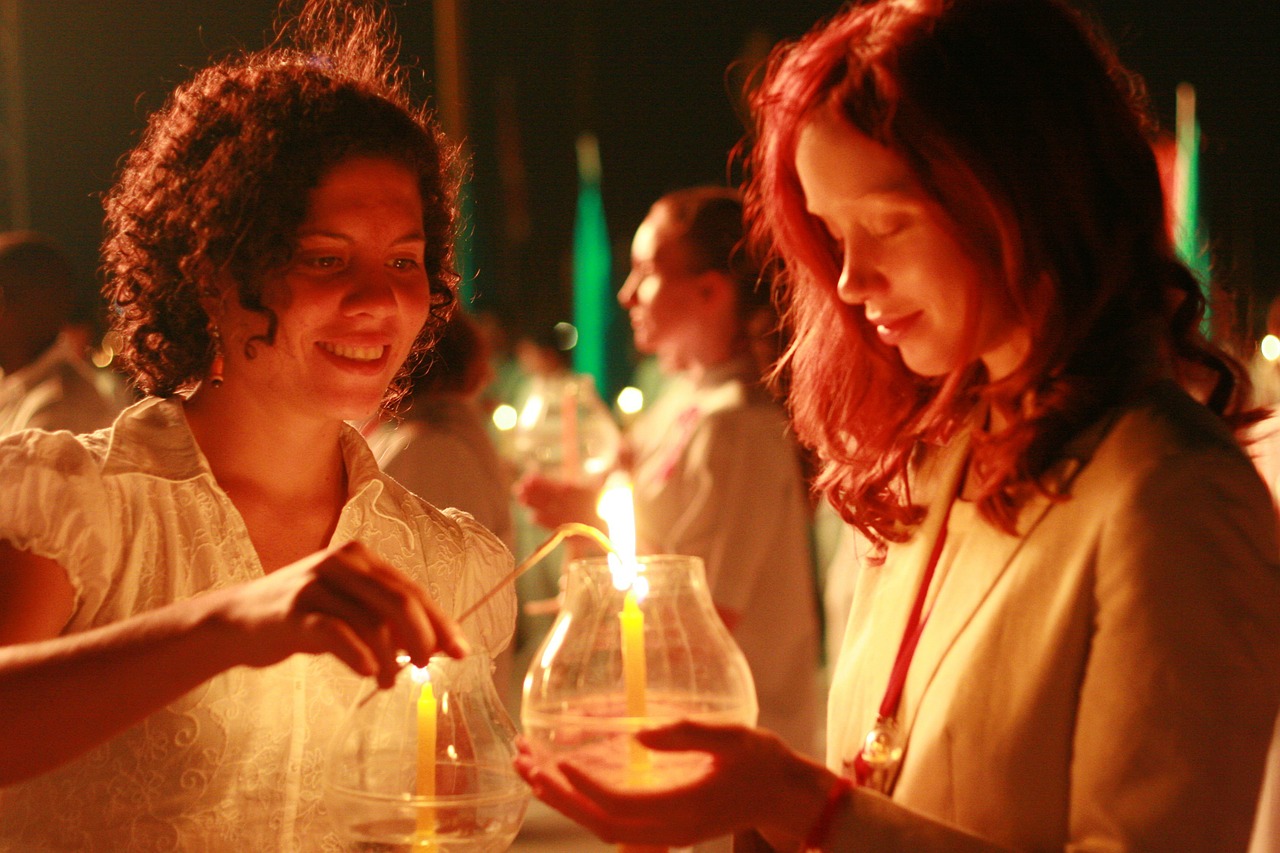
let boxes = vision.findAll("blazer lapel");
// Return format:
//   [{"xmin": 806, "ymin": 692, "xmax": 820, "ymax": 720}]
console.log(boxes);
[
  {"xmin": 887, "ymin": 408, "xmax": 1122, "ymax": 792},
  {"xmin": 901, "ymin": 487, "xmax": 1059, "ymax": 731}
]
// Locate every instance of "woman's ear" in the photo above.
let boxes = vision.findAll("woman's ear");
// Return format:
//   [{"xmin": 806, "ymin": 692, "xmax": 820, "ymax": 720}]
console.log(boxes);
[
  {"xmin": 697, "ymin": 269, "xmax": 738, "ymax": 314},
  {"xmin": 199, "ymin": 274, "xmax": 236, "ymax": 323}
]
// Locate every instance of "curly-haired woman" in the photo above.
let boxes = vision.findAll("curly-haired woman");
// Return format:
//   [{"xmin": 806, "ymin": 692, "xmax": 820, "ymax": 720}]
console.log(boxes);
[
  {"xmin": 0, "ymin": 2, "xmax": 514, "ymax": 848},
  {"xmin": 515, "ymin": 1, "xmax": 1280, "ymax": 850}
]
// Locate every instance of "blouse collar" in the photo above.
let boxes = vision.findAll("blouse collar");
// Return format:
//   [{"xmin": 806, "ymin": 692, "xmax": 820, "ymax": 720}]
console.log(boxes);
[{"xmin": 102, "ymin": 397, "xmax": 388, "ymax": 508}]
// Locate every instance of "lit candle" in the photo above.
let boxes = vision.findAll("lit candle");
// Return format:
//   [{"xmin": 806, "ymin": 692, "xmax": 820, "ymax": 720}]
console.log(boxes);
[
  {"xmin": 619, "ymin": 587, "xmax": 651, "ymax": 782},
  {"xmin": 414, "ymin": 670, "xmax": 438, "ymax": 849},
  {"xmin": 598, "ymin": 475, "xmax": 664, "ymax": 853},
  {"xmin": 597, "ymin": 476, "xmax": 651, "ymax": 782},
  {"xmin": 597, "ymin": 475, "xmax": 636, "ymax": 569},
  {"xmin": 619, "ymin": 590, "xmax": 647, "ymax": 717}
]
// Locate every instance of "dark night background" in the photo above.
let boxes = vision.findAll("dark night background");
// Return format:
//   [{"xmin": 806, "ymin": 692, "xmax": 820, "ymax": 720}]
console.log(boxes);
[{"xmin": 9, "ymin": 0, "xmax": 1280, "ymax": 352}]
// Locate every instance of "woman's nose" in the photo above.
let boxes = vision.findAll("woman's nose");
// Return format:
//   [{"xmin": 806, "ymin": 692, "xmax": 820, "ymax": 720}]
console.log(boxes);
[
  {"xmin": 344, "ymin": 268, "xmax": 399, "ymax": 315},
  {"xmin": 617, "ymin": 273, "xmax": 639, "ymax": 308},
  {"xmin": 836, "ymin": 246, "xmax": 880, "ymax": 306}
]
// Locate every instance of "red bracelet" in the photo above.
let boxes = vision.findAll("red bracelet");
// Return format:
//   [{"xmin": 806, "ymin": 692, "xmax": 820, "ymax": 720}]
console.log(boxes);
[{"xmin": 804, "ymin": 774, "xmax": 853, "ymax": 851}]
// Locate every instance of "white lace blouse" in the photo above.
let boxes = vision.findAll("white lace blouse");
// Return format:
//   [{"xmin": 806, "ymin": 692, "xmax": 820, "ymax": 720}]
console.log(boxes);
[{"xmin": 0, "ymin": 397, "xmax": 516, "ymax": 852}]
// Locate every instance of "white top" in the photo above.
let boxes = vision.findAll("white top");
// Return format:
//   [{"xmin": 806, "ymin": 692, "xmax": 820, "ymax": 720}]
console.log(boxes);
[
  {"xmin": 0, "ymin": 397, "xmax": 515, "ymax": 852},
  {"xmin": 0, "ymin": 335, "xmax": 121, "ymax": 438},
  {"xmin": 369, "ymin": 395, "xmax": 515, "ymax": 551},
  {"xmin": 629, "ymin": 356, "xmax": 821, "ymax": 756}
]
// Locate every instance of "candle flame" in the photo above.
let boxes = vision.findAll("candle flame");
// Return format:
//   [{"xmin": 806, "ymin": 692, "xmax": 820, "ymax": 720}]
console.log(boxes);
[{"xmin": 597, "ymin": 474, "xmax": 638, "ymax": 590}]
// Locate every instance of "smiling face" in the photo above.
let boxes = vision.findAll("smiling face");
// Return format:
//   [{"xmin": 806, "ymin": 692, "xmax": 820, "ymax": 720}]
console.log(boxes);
[
  {"xmin": 794, "ymin": 107, "xmax": 1028, "ymax": 380},
  {"xmin": 213, "ymin": 155, "xmax": 431, "ymax": 421}
]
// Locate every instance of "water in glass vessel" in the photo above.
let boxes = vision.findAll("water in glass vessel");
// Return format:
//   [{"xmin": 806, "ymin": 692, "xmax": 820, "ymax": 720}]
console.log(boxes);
[{"xmin": 326, "ymin": 653, "xmax": 530, "ymax": 852}]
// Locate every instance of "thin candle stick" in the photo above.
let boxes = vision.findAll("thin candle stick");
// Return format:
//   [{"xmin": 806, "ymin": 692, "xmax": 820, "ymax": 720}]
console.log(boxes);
[
  {"xmin": 354, "ymin": 523, "xmax": 618, "ymax": 711},
  {"xmin": 455, "ymin": 522, "xmax": 616, "ymax": 623},
  {"xmin": 413, "ymin": 675, "xmax": 438, "ymax": 849}
]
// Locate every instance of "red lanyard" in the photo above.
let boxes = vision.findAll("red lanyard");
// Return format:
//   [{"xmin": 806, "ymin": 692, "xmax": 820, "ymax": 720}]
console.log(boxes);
[
  {"xmin": 881, "ymin": 513, "xmax": 950, "ymax": 720},
  {"xmin": 852, "ymin": 510, "xmax": 951, "ymax": 787}
]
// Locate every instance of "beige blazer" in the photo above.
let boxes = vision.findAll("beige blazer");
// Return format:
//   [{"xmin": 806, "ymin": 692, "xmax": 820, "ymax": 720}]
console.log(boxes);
[{"xmin": 827, "ymin": 382, "xmax": 1280, "ymax": 851}]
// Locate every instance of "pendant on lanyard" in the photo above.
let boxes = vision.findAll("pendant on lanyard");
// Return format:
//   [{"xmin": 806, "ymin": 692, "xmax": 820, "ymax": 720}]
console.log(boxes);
[{"xmin": 847, "ymin": 496, "xmax": 955, "ymax": 793}]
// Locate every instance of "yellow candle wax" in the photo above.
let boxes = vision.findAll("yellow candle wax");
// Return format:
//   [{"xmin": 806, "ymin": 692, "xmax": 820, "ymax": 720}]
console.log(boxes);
[
  {"xmin": 619, "ymin": 589, "xmax": 651, "ymax": 780},
  {"xmin": 414, "ymin": 675, "xmax": 438, "ymax": 848},
  {"xmin": 619, "ymin": 590, "xmax": 647, "ymax": 717}
]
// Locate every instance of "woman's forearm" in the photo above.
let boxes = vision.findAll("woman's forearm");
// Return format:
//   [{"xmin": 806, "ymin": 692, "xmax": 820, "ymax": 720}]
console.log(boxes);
[
  {"xmin": 820, "ymin": 789, "xmax": 1013, "ymax": 853},
  {"xmin": 0, "ymin": 595, "xmax": 238, "ymax": 786}
]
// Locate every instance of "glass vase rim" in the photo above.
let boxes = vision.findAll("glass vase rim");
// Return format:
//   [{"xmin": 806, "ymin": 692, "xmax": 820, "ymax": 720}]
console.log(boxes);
[{"xmin": 566, "ymin": 552, "xmax": 707, "ymax": 572}]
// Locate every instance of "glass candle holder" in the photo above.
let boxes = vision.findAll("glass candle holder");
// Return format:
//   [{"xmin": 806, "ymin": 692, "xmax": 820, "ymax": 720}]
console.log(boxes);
[
  {"xmin": 325, "ymin": 653, "xmax": 530, "ymax": 852},
  {"xmin": 522, "ymin": 554, "xmax": 758, "ymax": 791},
  {"xmin": 512, "ymin": 373, "xmax": 620, "ymax": 483}
]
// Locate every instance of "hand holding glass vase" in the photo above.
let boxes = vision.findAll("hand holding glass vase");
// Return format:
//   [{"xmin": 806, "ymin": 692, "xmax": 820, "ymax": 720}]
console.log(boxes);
[{"xmin": 519, "ymin": 479, "xmax": 759, "ymax": 852}]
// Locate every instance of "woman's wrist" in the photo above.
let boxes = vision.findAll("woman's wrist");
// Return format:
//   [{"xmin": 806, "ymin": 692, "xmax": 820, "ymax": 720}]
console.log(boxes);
[
  {"xmin": 804, "ymin": 774, "xmax": 854, "ymax": 850},
  {"xmin": 756, "ymin": 744, "xmax": 846, "ymax": 847}
]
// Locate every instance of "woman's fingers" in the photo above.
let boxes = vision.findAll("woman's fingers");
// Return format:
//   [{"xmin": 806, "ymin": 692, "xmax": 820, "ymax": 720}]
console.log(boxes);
[
  {"xmin": 294, "ymin": 580, "xmax": 402, "ymax": 681},
  {"xmin": 635, "ymin": 719, "xmax": 749, "ymax": 751},
  {"xmin": 341, "ymin": 540, "xmax": 470, "ymax": 659},
  {"xmin": 224, "ymin": 539, "xmax": 470, "ymax": 679},
  {"xmin": 314, "ymin": 541, "xmax": 469, "ymax": 664},
  {"xmin": 517, "ymin": 756, "xmax": 643, "ymax": 844},
  {"xmin": 514, "ymin": 723, "xmax": 775, "ymax": 847},
  {"xmin": 297, "ymin": 610, "xmax": 379, "ymax": 678}
]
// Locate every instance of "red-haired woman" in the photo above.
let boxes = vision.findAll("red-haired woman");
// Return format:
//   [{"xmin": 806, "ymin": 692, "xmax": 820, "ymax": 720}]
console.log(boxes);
[{"xmin": 515, "ymin": 0, "xmax": 1280, "ymax": 850}]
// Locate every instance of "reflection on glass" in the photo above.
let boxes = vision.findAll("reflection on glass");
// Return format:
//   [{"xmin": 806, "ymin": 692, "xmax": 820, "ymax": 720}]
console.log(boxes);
[{"xmin": 512, "ymin": 373, "xmax": 620, "ymax": 483}]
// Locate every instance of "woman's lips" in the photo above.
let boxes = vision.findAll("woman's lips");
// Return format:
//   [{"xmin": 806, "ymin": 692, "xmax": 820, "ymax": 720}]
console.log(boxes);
[
  {"xmin": 870, "ymin": 311, "xmax": 922, "ymax": 346},
  {"xmin": 316, "ymin": 341, "xmax": 392, "ymax": 373}
]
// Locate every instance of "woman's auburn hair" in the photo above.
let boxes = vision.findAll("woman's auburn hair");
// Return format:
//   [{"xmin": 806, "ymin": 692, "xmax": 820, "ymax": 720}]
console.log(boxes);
[
  {"xmin": 101, "ymin": 0, "xmax": 460, "ymax": 408},
  {"xmin": 744, "ymin": 0, "xmax": 1251, "ymax": 545}
]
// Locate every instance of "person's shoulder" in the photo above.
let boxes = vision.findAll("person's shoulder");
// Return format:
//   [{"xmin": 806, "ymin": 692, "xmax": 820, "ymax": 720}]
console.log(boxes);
[
  {"xmin": 698, "ymin": 382, "xmax": 791, "ymax": 442},
  {"xmin": 1103, "ymin": 381, "xmax": 1245, "ymax": 465},
  {"xmin": 0, "ymin": 417, "xmax": 111, "ymax": 473},
  {"xmin": 1074, "ymin": 382, "xmax": 1267, "ymax": 515},
  {"xmin": 374, "ymin": 465, "xmax": 503, "ymax": 546}
]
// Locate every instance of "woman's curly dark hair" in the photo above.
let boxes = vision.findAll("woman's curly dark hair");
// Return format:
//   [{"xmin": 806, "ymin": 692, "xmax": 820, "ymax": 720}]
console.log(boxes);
[{"xmin": 101, "ymin": 0, "xmax": 460, "ymax": 408}]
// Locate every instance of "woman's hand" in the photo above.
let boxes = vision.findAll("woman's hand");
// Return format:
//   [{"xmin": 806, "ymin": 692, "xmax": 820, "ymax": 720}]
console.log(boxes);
[
  {"xmin": 514, "ymin": 720, "xmax": 833, "ymax": 848},
  {"xmin": 0, "ymin": 539, "xmax": 466, "ymax": 784},
  {"xmin": 207, "ymin": 539, "xmax": 469, "ymax": 688},
  {"xmin": 513, "ymin": 473, "xmax": 604, "ymax": 531}
]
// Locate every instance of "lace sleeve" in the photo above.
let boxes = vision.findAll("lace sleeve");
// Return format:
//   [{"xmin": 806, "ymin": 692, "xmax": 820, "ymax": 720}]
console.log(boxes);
[{"xmin": 0, "ymin": 428, "xmax": 118, "ymax": 619}]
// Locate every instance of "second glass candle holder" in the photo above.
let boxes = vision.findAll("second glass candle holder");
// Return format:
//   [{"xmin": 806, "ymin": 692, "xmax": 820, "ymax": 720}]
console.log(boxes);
[{"xmin": 522, "ymin": 554, "xmax": 758, "ymax": 790}]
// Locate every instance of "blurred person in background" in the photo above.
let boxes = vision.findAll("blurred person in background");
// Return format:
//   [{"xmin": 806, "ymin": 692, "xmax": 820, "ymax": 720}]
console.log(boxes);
[
  {"xmin": 368, "ymin": 310, "xmax": 514, "ymax": 552},
  {"xmin": 516, "ymin": 186, "xmax": 822, "ymax": 761},
  {"xmin": 0, "ymin": 230, "xmax": 121, "ymax": 437}
]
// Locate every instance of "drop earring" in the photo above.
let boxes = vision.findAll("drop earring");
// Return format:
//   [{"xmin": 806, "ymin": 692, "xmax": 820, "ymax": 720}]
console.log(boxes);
[{"xmin": 208, "ymin": 325, "xmax": 225, "ymax": 388}]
